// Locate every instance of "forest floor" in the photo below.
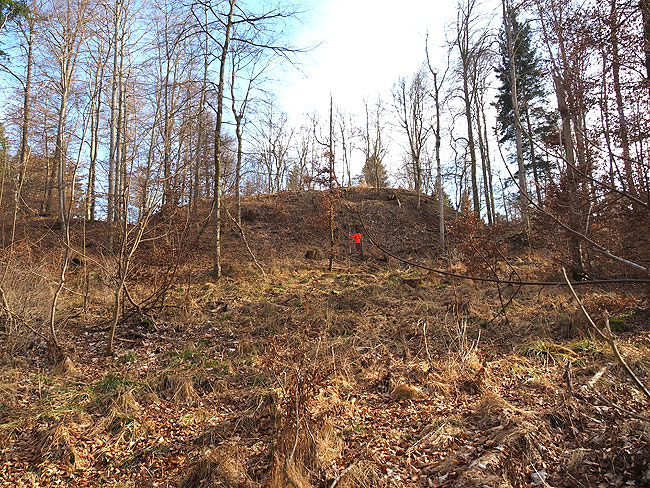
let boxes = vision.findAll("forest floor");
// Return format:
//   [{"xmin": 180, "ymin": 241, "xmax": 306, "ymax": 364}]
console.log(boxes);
[{"xmin": 0, "ymin": 188, "xmax": 649, "ymax": 487}]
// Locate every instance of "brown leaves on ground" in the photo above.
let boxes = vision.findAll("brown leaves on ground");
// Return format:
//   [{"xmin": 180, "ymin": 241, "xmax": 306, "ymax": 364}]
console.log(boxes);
[{"xmin": 1, "ymin": 189, "xmax": 649, "ymax": 487}]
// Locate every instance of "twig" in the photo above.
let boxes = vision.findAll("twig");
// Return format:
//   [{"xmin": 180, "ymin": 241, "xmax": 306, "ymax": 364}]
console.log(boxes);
[
  {"xmin": 116, "ymin": 337, "xmax": 138, "ymax": 343},
  {"xmin": 590, "ymin": 389, "xmax": 650, "ymax": 423},
  {"xmin": 562, "ymin": 268, "xmax": 650, "ymax": 403},
  {"xmin": 565, "ymin": 360, "xmax": 573, "ymax": 396},
  {"xmin": 329, "ymin": 461, "xmax": 362, "ymax": 488},
  {"xmin": 355, "ymin": 207, "xmax": 650, "ymax": 286},
  {"xmin": 421, "ymin": 320, "xmax": 432, "ymax": 364}
]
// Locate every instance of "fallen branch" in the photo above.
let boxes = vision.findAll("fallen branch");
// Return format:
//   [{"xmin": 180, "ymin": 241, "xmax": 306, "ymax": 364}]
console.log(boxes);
[
  {"xmin": 562, "ymin": 268, "xmax": 650, "ymax": 403},
  {"xmin": 498, "ymin": 143, "xmax": 650, "ymax": 276},
  {"xmin": 591, "ymin": 391, "xmax": 650, "ymax": 423}
]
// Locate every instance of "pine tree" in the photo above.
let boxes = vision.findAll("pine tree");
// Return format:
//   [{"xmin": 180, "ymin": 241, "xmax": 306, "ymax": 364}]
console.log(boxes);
[
  {"xmin": 496, "ymin": 9, "xmax": 556, "ymax": 203},
  {"xmin": 361, "ymin": 155, "xmax": 388, "ymax": 188},
  {"xmin": 0, "ymin": 0, "xmax": 26, "ymax": 55},
  {"xmin": 1, "ymin": 0, "xmax": 26, "ymax": 27}
]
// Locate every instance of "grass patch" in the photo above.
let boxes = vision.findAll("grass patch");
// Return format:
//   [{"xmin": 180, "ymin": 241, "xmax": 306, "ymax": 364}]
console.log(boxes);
[
  {"xmin": 92, "ymin": 374, "xmax": 136, "ymax": 394},
  {"xmin": 173, "ymin": 344, "xmax": 204, "ymax": 363},
  {"xmin": 518, "ymin": 339, "xmax": 577, "ymax": 364},
  {"xmin": 570, "ymin": 338, "xmax": 602, "ymax": 355},
  {"xmin": 117, "ymin": 351, "xmax": 137, "ymax": 364}
]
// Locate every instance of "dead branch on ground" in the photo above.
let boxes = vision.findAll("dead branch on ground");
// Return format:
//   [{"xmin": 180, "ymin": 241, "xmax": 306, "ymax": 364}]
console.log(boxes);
[{"xmin": 562, "ymin": 268, "xmax": 650, "ymax": 405}]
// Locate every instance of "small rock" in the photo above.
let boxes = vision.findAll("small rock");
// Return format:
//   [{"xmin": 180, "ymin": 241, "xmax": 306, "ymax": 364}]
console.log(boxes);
[{"xmin": 531, "ymin": 471, "xmax": 547, "ymax": 486}]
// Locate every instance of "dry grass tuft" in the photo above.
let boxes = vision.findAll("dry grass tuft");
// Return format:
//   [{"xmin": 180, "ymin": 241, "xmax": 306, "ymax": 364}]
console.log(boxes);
[
  {"xmin": 112, "ymin": 388, "xmax": 141, "ymax": 416},
  {"xmin": 179, "ymin": 445, "xmax": 258, "ymax": 488},
  {"xmin": 269, "ymin": 419, "xmax": 344, "ymax": 488},
  {"xmin": 168, "ymin": 374, "xmax": 199, "ymax": 406},
  {"xmin": 37, "ymin": 414, "xmax": 89, "ymax": 469},
  {"xmin": 473, "ymin": 392, "xmax": 513, "ymax": 430},
  {"xmin": 93, "ymin": 386, "xmax": 143, "ymax": 440},
  {"xmin": 390, "ymin": 382, "xmax": 424, "ymax": 401},
  {"xmin": 52, "ymin": 357, "xmax": 79, "ymax": 377},
  {"xmin": 335, "ymin": 460, "xmax": 381, "ymax": 488},
  {"xmin": 315, "ymin": 421, "xmax": 344, "ymax": 469},
  {"xmin": 269, "ymin": 454, "xmax": 314, "ymax": 488}
]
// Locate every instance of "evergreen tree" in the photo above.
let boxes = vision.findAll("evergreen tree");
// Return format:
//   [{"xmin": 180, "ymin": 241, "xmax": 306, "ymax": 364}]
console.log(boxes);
[
  {"xmin": 495, "ymin": 9, "xmax": 556, "ymax": 203},
  {"xmin": 1, "ymin": 0, "xmax": 26, "ymax": 56},
  {"xmin": 361, "ymin": 155, "xmax": 388, "ymax": 188},
  {"xmin": 0, "ymin": 0, "xmax": 26, "ymax": 32}
]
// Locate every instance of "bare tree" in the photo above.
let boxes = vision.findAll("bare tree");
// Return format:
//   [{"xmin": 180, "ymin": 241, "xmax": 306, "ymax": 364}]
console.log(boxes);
[
  {"xmin": 453, "ymin": 0, "xmax": 482, "ymax": 216},
  {"xmin": 43, "ymin": 0, "xmax": 92, "ymax": 225},
  {"xmin": 254, "ymin": 99, "xmax": 292, "ymax": 193},
  {"xmin": 426, "ymin": 39, "xmax": 449, "ymax": 250},
  {"xmin": 83, "ymin": 12, "xmax": 109, "ymax": 221},
  {"xmin": 361, "ymin": 97, "xmax": 388, "ymax": 189},
  {"xmin": 641, "ymin": 0, "xmax": 650, "ymax": 80},
  {"xmin": 212, "ymin": 0, "xmax": 235, "ymax": 279},
  {"xmin": 337, "ymin": 109, "xmax": 355, "ymax": 188},
  {"xmin": 393, "ymin": 67, "xmax": 432, "ymax": 209}
]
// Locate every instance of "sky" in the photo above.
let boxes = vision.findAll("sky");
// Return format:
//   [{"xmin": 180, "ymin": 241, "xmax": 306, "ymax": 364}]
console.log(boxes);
[
  {"xmin": 268, "ymin": 0, "xmax": 507, "ymax": 186},
  {"xmin": 274, "ymin": 0, "xmax": 457, "ymax": 129},
  {"xmin": 0, "ymin": 0, "xmax": 504, "ymax": 191}
]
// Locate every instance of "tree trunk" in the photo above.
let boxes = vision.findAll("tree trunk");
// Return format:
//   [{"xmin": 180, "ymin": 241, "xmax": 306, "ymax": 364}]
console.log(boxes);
[
  {"xmin": 641, "ymin": 0, "xmax": 650, "ymax": 80},
  {"xmin": 610, "ymin": 0, "xmax": 637, "ymax": 196},
  {"xmin": 482, "ymin": 102, "xmax": 496, "ymax": 220},
  {"xmin": 503, "ymin": 0, "xmax": 528, "ymax": 224},
  {"xmin": 328, "ymin": 96, "xmax": 335, "ymax": 271},
  {"xmin": 461, "ymin": 59, "xmax": 479, "ymax": 215},
  {"xmin": 475, "ymin": 88, "xmax": 492, "ymax": 224},
  {"xmin": 554, "ymin": 73, "xmax": 584, "ymax": 275},
  {"xmin": 522, "ymin": 91, "xmax": 543, "ymax": 204},
  {"xmin": 194, "ymin": 5, "xmax": 209, "ymax": 218},
  {"xmin": 108, "ymin": 0, "xmax": 121, "ymax": 226},
  {"xmin": 87, "ymin": 63, "xmax": 103, "ymax": 221},
  {"xmin": 213, "ymin": 0, "xmax": 236, "ymax": 278},
  {"xmin": 17, "ymin": 14, "xmax": 34, "ymax": 209},
  {"xmin": 53, "ymin": 89, "xmax": 69, "ymax": 227},
  {"xmin": 115, "ymin": 39, "xmax": 125, "ymax": 223},
  {"xmin": 433, "ymin": 72, "xmax": 445, "ymax": 250}
]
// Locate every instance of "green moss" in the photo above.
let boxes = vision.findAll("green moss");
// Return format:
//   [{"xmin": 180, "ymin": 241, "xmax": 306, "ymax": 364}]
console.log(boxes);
[{"xmin": 609, "ymin": 316, "xmax": 632, "ymax": 333}]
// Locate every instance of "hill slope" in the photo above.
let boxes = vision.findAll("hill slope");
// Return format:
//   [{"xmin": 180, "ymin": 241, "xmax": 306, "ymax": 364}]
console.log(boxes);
[{"xmin": 0, "ymin": 188, "xmax": 649, "ymax": 487}]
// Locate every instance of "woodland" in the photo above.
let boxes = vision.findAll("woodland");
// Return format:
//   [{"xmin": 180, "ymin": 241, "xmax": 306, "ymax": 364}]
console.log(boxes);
[{"xmin": 0, "ymin": 0, "xmax": 649, "ymax": 486}]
